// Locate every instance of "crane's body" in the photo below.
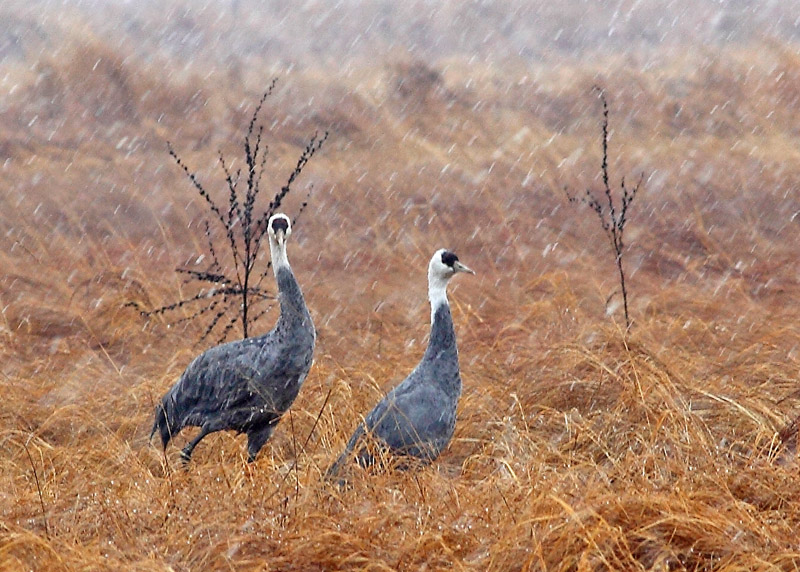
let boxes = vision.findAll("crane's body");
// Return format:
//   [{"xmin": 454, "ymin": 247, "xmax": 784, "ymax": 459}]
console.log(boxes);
[{"xmin": 152, "ymin": 214, "xmax": 315, "ymax": 462}]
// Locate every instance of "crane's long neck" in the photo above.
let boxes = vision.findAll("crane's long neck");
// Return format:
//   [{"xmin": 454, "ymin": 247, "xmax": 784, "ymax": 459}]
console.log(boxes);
[
  {"xmin": 270, "ymin": 239, "xmax": 313, "ymax": 333},
  {"xmin": 423, "ymin": 275, "xmax": 458, "ymax": 364}
]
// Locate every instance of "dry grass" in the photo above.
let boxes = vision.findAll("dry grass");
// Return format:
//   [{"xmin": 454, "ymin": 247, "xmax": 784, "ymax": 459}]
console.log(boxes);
[{"xmin": 2, "ymin": 1, "xmax": 800, "ymax": 570}]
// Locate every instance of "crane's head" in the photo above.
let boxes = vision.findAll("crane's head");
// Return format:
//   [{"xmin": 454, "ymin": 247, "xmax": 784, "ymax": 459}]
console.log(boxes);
[
  {"xmin": 429, "ymin": 248, "xmax": 474, "ymax": 284},
  {"xmin": 427, "ymin": 248, "xmax": 474, "ymax": 308},
  {"xmin": 268, "ymin": 213, "xmax": 292, "ymax": 247}
]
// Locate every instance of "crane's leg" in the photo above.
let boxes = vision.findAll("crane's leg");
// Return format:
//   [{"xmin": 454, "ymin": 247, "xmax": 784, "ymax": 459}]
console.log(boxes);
[
  {"xmin": 181, "ymin": 426, "xmax": 211, "ymax": 463},
  {"xmin": 246, "ymin": 424, "xmax": 276, "ymax": 463}
]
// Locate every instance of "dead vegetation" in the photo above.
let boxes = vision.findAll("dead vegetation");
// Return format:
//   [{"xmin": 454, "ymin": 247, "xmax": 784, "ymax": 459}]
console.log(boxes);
[{"xmin": 2, "ymin": 2, "xmax": 800, "ymax": 570}]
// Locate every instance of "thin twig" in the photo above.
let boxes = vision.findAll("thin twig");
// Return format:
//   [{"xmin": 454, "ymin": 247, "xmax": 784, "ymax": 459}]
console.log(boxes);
[
  {"xmin": 261, "ymin": 385, "xmax": 335, "ymax": 506},
  {"xmin": 22, "ymin": 437, "xmax": 50, "ymax": 539}
]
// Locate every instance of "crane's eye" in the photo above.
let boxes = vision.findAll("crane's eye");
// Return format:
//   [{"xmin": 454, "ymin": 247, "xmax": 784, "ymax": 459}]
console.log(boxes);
[{"xmin": 440, "ymin": 251, "xmax": 458, "ymax": 268}]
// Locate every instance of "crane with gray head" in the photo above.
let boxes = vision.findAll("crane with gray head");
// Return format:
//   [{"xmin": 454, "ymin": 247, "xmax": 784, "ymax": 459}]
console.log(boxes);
[
  {"xmin": 327, "ymin": 248, "xmax": 474, "ymax": 478},
  {"xmin": 151, "ymin": 213, "xmax": 315, "ymax": 463}
]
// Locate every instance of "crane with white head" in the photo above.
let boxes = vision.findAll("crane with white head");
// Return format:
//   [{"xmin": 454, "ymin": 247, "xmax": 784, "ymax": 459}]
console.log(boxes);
[
  {"xmin": 151, "ymin": 213, "xmax": 315, "ymax": 463},
  {"xmin": 327, "ymin": 248, "xmax": 474, "ymax": 478}
]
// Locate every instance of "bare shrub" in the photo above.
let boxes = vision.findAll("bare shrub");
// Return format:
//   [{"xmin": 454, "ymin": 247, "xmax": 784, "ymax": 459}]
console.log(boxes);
[
  {"xmin": 132, "ymin": 80, "xmax": 328, "ymax": 342},
  {"xmin": 566, "ymin": 87, "xmax": 643, "ymax": 331}
]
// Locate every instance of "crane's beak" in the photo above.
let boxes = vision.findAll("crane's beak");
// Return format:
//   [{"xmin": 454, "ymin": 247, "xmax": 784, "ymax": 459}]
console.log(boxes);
[
  {"xmin": 453, "ymin": 260, "xmax": 475, "ymax": 275},
  {"xmin": 274, "ymin": 228, "xmax": 286, "ymax": 247}
]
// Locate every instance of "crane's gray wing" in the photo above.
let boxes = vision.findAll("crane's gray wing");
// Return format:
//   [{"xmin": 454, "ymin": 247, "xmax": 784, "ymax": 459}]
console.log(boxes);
[
  {"xmin": 365, "ymin": 376, "xmax": 457, "ymax": 460},
  {"xmin": 170, "ymin": 335, "xmax": 286, "ymax": 423}
]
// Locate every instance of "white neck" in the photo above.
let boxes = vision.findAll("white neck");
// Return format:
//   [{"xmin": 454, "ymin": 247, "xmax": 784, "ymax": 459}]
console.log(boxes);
[
  {"xmin": 269, "ymin": 236, "xmax": 290, "ymax": 270},
  {"xmin": 428, "ymin": 272, "xmax": 450, "ymax": 322}
]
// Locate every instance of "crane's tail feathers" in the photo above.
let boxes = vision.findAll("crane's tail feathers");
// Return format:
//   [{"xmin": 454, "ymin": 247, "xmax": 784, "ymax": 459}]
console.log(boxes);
[
  {"xmin": 325, "ymin": 424, "xmax": 366, "ymax": 483},
  {"xmin": 325, "ymin": 451, "xmax": 349, "ymax": 481},
  {"xmin": 151, "ymin": 400, "xmax": 176, "ymax": 450}
]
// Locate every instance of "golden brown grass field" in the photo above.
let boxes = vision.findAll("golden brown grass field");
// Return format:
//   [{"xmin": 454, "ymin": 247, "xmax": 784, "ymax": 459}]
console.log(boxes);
[{"xmin": 2, "ymin": 1, "xmax": 800, "ymax": 570}]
